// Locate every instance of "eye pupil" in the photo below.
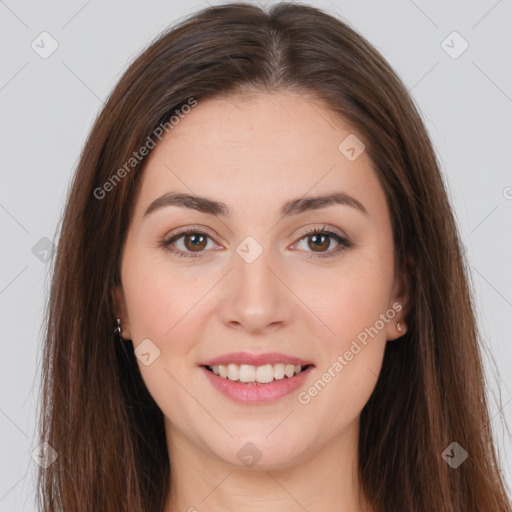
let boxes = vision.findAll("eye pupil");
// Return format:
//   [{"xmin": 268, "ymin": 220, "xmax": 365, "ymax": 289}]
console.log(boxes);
[
  {"xmin": 185, "ymin": 233, "xmax": 207, "ymax": 251},
  {"xmin": 309, "ymin": 234, "xmax": 330, "ymax": 251}
]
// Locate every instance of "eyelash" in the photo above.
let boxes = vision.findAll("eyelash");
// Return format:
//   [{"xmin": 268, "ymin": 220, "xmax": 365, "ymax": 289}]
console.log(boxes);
[{"xmin": 160, "ymin": 225, "xmax": 353, "ymax": 260}]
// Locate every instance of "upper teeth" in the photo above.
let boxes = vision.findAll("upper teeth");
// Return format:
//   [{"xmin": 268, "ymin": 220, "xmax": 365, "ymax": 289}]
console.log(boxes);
[{"xmin": 210, "ymin": 363, "xmax": 304, "ymax": 383}]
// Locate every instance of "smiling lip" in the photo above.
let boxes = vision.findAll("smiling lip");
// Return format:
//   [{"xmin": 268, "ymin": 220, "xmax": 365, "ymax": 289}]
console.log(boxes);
[
  {"xmin": 199, "ymin": 351, "xmax": 314, "ymax": 367},
  {"xmin": 198, "ymin": 351, "xmax": 315, "ymax": 405},
  {"xmin": 200, "ymin": 365, "xmax": 314, "ymax": 404}
]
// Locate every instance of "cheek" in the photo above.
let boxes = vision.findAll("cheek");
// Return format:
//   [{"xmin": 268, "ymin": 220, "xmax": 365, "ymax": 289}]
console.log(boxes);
[
  {"xmin": 120, "ymin": 252, "xmax": 207, "ymax": 408},
  {"xmin": 122, "ymin": 248, "xmax": 204, "ymax": 343},
  {"xmin": 305, "ymin": 257, "xmax": 393, "ymax": 347},
  {"xmin": 295, "ymin": 257, "xmax": 393, "ymax": 415}
]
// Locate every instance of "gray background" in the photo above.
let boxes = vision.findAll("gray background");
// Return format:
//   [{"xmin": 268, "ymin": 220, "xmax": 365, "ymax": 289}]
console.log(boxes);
[{"xmin": 1, "ymin": 0, "xmax": 511, "ymax": 509}]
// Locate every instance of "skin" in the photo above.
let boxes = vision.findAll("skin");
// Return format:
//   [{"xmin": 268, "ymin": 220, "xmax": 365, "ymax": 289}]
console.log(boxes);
[{"xmin": 115, "ymin": 91, "xmax": 408, "ymax": 512}]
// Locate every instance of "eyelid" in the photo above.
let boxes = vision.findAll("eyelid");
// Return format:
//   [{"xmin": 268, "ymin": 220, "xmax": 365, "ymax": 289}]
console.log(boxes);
[
  {"xmin": 161, "ymin": 225, "xmax": 222, "ymax": 258},
  {"xmin": 295, "ymin": 223, "xmax": 348, "ymax": 240},
  {"xmin": 164, "ymin": 223, "xmax": 347, "ymax": 243},
  {"xmin": 291, "ymin": 224, "xmax": 353, "ymax": 259},
  {"xmin": 164, "ymin": 225, "xmax": 212, "ymax": 239},
  {"xmin": 161, "ymin": 224, "xmax": 353, "ymax": 259}
]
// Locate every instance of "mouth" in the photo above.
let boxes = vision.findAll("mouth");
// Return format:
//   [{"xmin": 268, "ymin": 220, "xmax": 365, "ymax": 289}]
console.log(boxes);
[{"xmin": 201, "ymin": 363, "xmax": 314, "ymax": 385}]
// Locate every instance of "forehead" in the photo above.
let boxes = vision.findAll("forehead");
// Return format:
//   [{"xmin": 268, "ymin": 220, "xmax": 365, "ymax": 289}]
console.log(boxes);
[{"xmin": 132, "ymin": 91, "xmax": 386, "ymax": 222}]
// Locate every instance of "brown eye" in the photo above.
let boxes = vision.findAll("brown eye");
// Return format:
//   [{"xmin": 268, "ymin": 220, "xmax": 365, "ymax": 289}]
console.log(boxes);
[
  {"xmin": 162, "ymin": 229, "xmax": 215, "ymax": 258},
  {"xmin": 183, "ymin": 233, "xmax": 208, "ymax": 251},
  {"xmin": 307, "ymin": 233, "xmax": 331, "ymax": 252},
  {"xmin": 294, "ymin": 227, "xmax": 353, "ymax": 260}
]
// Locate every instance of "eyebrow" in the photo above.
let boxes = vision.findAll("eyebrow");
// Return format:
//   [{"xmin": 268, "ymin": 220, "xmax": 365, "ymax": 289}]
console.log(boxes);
[{"xmin": 143, "ymin": 191, "xmax": 368, "ymax": 219}]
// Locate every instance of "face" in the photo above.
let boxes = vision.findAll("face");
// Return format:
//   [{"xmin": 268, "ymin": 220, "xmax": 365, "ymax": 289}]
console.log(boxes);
[{"xmin": 115, "ymin": 91, "xmax": 407, "ymax": 470}]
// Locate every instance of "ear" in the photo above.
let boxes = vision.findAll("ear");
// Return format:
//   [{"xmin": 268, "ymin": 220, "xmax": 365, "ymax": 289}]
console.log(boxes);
[
  {"xmin": 112, "ymin": 285, "xmax": 132, "ymax": 340},
  {"xmin": 385, "ymin": 259, "xmax": 410, "ymax": 341}
]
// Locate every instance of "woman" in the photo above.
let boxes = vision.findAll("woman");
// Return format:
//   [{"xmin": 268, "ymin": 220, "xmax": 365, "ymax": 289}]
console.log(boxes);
[{"xmin": 37, "ymin": 2, "xmax": 512, "ymax": 511}]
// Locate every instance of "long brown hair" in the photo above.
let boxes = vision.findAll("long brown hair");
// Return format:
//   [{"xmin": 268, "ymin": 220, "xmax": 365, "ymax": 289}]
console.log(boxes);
[{"xmin": 37, "ymin": 3, "xmax": 511, "ymax": 511}]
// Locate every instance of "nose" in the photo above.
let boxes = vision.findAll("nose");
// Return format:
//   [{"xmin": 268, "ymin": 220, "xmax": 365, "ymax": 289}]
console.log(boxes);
[{"xmin": 219, "ymin": 242, "xmax": 294, "ymax": 335}]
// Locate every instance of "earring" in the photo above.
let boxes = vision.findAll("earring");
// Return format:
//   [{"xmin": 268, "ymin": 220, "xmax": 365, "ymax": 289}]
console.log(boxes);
[
  {"xmin": 114, "ymin": 318, "xmax": 122, "ymax": 336},
  {"xmin": 397, "ymin": 322, "xmax": 403, "ymax": 333}
]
